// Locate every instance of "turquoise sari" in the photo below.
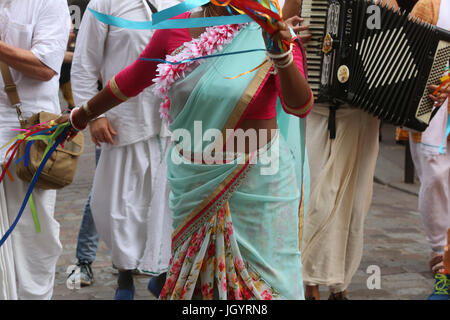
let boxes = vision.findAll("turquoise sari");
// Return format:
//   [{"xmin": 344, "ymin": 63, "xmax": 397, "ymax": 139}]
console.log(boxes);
[{"xmin": 159, "ymin": 23, "xmax": 310, "ymax": 300}]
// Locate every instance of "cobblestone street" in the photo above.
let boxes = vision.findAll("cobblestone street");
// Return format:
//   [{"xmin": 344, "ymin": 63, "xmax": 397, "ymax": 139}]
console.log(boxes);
[{"xmin": 52, "ymin": 125, "xmax": 435, "ymax": 300}]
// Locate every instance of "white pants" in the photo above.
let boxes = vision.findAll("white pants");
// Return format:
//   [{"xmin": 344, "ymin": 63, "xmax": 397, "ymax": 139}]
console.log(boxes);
[
  {"xmin": 410, "ymin": 139, "xmax": 450, "ymax": 252},
  {"xmin": 91, "ymin": 137, "xmax": 172, "ymax": 273},
  {"xmin": 302, "ymin": 106, "xmax": 379, "ymax": 292},
  {"xmin": 0, "ymin": 163, "xmax": 61, "ymax": 300}
]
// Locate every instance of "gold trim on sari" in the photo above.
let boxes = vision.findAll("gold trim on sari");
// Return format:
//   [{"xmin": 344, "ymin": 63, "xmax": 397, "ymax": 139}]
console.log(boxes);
[{"xmin": 108, "ymin": 76, "xmax": 129, "ymax": 102}]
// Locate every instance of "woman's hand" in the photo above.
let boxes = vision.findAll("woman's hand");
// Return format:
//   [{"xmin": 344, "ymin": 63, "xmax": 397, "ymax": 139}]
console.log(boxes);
[
  {"xmin": 263, "ymin": 20, "xmax": 292, "ymax": 53},
  {"xmin": 55, "ymin": 114, "xmax": 70, "ymax": 124},
  {"xmin": 89, "ymin": 117, "xmax": 117, "ymax": 147},
  {"xmin": 286, "ymin": 16, "xmax": 311, "ymax": 44},
  {"xmin": 263, "ymin": 16, "xmax": 311, "ymax": 53},
  {"xmin": 429, "ymin": 82, "xmax": 449, "ymax": 107},
  {"xmin": 55, "ymin": 107, "xmax": 89, "ymax": 130}
]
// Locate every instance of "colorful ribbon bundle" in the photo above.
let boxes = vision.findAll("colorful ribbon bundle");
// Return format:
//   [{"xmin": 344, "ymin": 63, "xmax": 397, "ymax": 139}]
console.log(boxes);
[
  {"xmin": 0, "ymin": 121, "xmax": 76, "ymax": 248},
  {"xmin": 211, "ymin": 0, "xmax": 290, "ymax": 53}
]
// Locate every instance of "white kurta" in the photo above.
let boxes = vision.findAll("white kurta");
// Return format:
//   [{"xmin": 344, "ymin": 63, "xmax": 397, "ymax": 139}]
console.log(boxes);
[
  {"xmin": 0, "ymin": 0, "xmax": 69, "ymax": 300},
  {"xmin": 71, "ymin": 0, "xmax": 179, "ymax": 273},
  {"xmin": 0, "ymin": 0, "xmax": 70, "ymax": 161},
  {"xmin": 71, "ymin": 0, "xmax": 175, "ymax": 146}
]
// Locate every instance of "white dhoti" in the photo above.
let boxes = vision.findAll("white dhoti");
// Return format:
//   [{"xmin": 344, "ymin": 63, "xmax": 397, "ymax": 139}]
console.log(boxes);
[
  {"xmin": 91, "ymin": 136, "xmax": 172, "ymax": 274},
  {"xmin": 302, "ymin": 106, "xmax": 379, "ymax": 292},
  {"xmin": 409, "ymin": 101, "xmax": 450, "ymax": 252},
  {"xmin": 0, "ymin": 163, "xmax": 61, "ymax": 300}
]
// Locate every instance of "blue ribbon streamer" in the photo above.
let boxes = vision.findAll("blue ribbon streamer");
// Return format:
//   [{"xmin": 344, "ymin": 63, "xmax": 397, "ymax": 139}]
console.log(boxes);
[
  {"xmin": 439, "ymin": 113, "xmax": 450, "ymax": 154},
  {"xmin": 139, "ymin": 48, "xmax": 266, "ymax": 65},
  {"xmin": 0, "ymin": 127, "xmax": 69, "ymax": 249},
  {"xmin": 15, "ymin": 140, "xmax": 35, "ymax": 168},
  {"xmin": 89, "ymin": 8, "xmax": 253, "ymax": 30}
]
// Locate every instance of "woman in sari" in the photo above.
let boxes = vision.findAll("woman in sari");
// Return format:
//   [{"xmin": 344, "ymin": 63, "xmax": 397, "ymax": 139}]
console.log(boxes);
[{"xmin": 59, "ymin": 2, "xmax": 313, "ymax": 299}]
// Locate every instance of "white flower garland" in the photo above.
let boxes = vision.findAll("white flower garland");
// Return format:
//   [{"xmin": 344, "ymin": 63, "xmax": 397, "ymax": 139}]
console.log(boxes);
[{"xmin": 152, "ymin": 24, "xmax": 243, "ymax": 123}]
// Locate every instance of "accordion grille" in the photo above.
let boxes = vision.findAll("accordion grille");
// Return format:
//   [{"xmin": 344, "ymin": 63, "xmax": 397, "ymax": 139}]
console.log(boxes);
[{"xmin": 416, "ymin": 41, "xmax": 450, "ymax": 123}]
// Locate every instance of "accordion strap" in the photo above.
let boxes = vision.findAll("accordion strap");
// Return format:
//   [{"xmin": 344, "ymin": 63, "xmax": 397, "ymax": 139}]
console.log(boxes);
[
  {"xmin": 0, "ymin": 36, "xmax": 23, "ymax": 120},
  {"xmin": 328, "ymin": 104, "xmax": 339, "ymax": 139}
]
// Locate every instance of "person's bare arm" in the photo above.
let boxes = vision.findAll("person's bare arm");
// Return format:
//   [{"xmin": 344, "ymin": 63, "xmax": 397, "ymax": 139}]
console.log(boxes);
[
  {"xmin": 56, "ymin": 86, "xmax": 122, "ymax": 128},
  {"xmin": 266, "ymin": 19, "xmax": 312, "ymax": 108},
  {"xmin": 0, "ymin": 41, "xmax": 56, "ymax": 81}
]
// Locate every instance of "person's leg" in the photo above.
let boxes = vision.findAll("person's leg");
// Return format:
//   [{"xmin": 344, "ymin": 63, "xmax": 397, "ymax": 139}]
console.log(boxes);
[
  {"xmin": 410, "ymin": 139, "xmax": 450, "ymax": 300},
  {"xmin": 330, "ymin": 111, "xmax": 380, "ymax": 297},
  {"xmin": 139, "ymin": 136, "xmax": 172, "ymax": 297},
  {"xmin": 70, "ymin": 148, "xmax": 101, "ymax": 286},
  {"xmin": 4, "ymin": 164, "xmax": 62, "ymax": 300},
  {"xmin": 304, "ymin": 283, "xmax": 320, "ymax": 300},
  {"xmin": 302, "ymin": 106, "xmax": 333, "ymax": 300},
  {"xmin": 0, "ymin": 179, "xmax": 18, "ymax": 300},
  {"xmin": 303, "ymin": 107, "xmax": 376, "ymax": 298},
  {"xmin": 69, "ymin": 191, "xmax": 98, "ymax": 286},
  {"xmin": 75, "ymin": 193, "xmax": 99, "ymax": 264},
  {"xmin": 410, "ymin": 139, "xmax": 450, "ymax": 273},
  {"xmin": 90, "ymin": 146, "xmax": 139, "ymax": 300},
  {"xmin": 114, "ymin": 269, "xmax": 135, "ymax": 300}
]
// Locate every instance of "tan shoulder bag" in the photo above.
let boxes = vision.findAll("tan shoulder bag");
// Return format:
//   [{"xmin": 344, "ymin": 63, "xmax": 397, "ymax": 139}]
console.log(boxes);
[{"xmin": 0, "ymin": 45, "xmax": 84, "ymax": 189}]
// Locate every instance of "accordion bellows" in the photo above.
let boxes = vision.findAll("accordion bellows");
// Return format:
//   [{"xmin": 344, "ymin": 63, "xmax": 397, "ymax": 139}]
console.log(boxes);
[{"xmin": 301, "ymin": 0, "xmax": 450, "ymax": 131}]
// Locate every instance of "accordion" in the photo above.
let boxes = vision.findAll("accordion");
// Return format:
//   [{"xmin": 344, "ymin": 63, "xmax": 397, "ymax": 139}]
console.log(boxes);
[{"xmin": 300, "ymin": 0, "xmax": 450, "ymax": 131}]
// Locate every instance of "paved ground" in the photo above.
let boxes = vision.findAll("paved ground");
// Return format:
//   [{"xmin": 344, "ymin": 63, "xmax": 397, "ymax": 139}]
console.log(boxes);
[{"xmin": 52, "ymin": 123, "xmax": 435, "ymax": 300}]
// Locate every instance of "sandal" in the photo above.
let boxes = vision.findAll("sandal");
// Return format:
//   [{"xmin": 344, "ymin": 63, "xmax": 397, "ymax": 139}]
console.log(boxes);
[{"xmin": 328, "ymin": 291, "xmax": 349, "ymax": 300}]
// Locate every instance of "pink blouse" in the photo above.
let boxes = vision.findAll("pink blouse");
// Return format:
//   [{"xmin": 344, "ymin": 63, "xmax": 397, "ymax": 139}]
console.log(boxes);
[{"xmin": 110, "ymin": 13, "xmax": 313, "ymax": 120}]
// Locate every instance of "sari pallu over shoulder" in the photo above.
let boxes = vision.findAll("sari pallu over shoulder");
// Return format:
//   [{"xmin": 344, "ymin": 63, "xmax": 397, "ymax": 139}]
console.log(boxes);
[{"xmin": 162, "ymin": 24, "xmax": 306, "ymax": 300}]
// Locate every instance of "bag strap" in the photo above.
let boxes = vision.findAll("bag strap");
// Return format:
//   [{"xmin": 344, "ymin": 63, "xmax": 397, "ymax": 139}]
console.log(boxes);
[
  {"xmin": 145, "ymin": 0, "xmax": 158, "ymax": 14},
  {"xmin": 0, "ymin": 36, "xmax": 23, "ymax": 120}
]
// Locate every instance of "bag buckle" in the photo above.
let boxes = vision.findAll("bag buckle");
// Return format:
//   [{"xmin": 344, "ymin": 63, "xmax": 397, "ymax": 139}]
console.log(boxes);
[{"xmin": 13, "ymin": 103, "xmax": 24, "ymax": 122}]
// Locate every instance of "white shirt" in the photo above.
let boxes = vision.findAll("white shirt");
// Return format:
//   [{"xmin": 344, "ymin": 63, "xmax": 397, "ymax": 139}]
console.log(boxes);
[
  {"xmin": 71, "ymin": 0, "xmax": 179, "ymax": 147},
  {"xmin": 0, "ymin": 0, "xmax": 70, "ymax": 163}
]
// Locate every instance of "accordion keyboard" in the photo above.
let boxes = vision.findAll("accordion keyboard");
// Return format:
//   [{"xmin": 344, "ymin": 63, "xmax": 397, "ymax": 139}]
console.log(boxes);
[{"xmin": 300, "ymin": 0, "xmax": 328, "ymax": 97}]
